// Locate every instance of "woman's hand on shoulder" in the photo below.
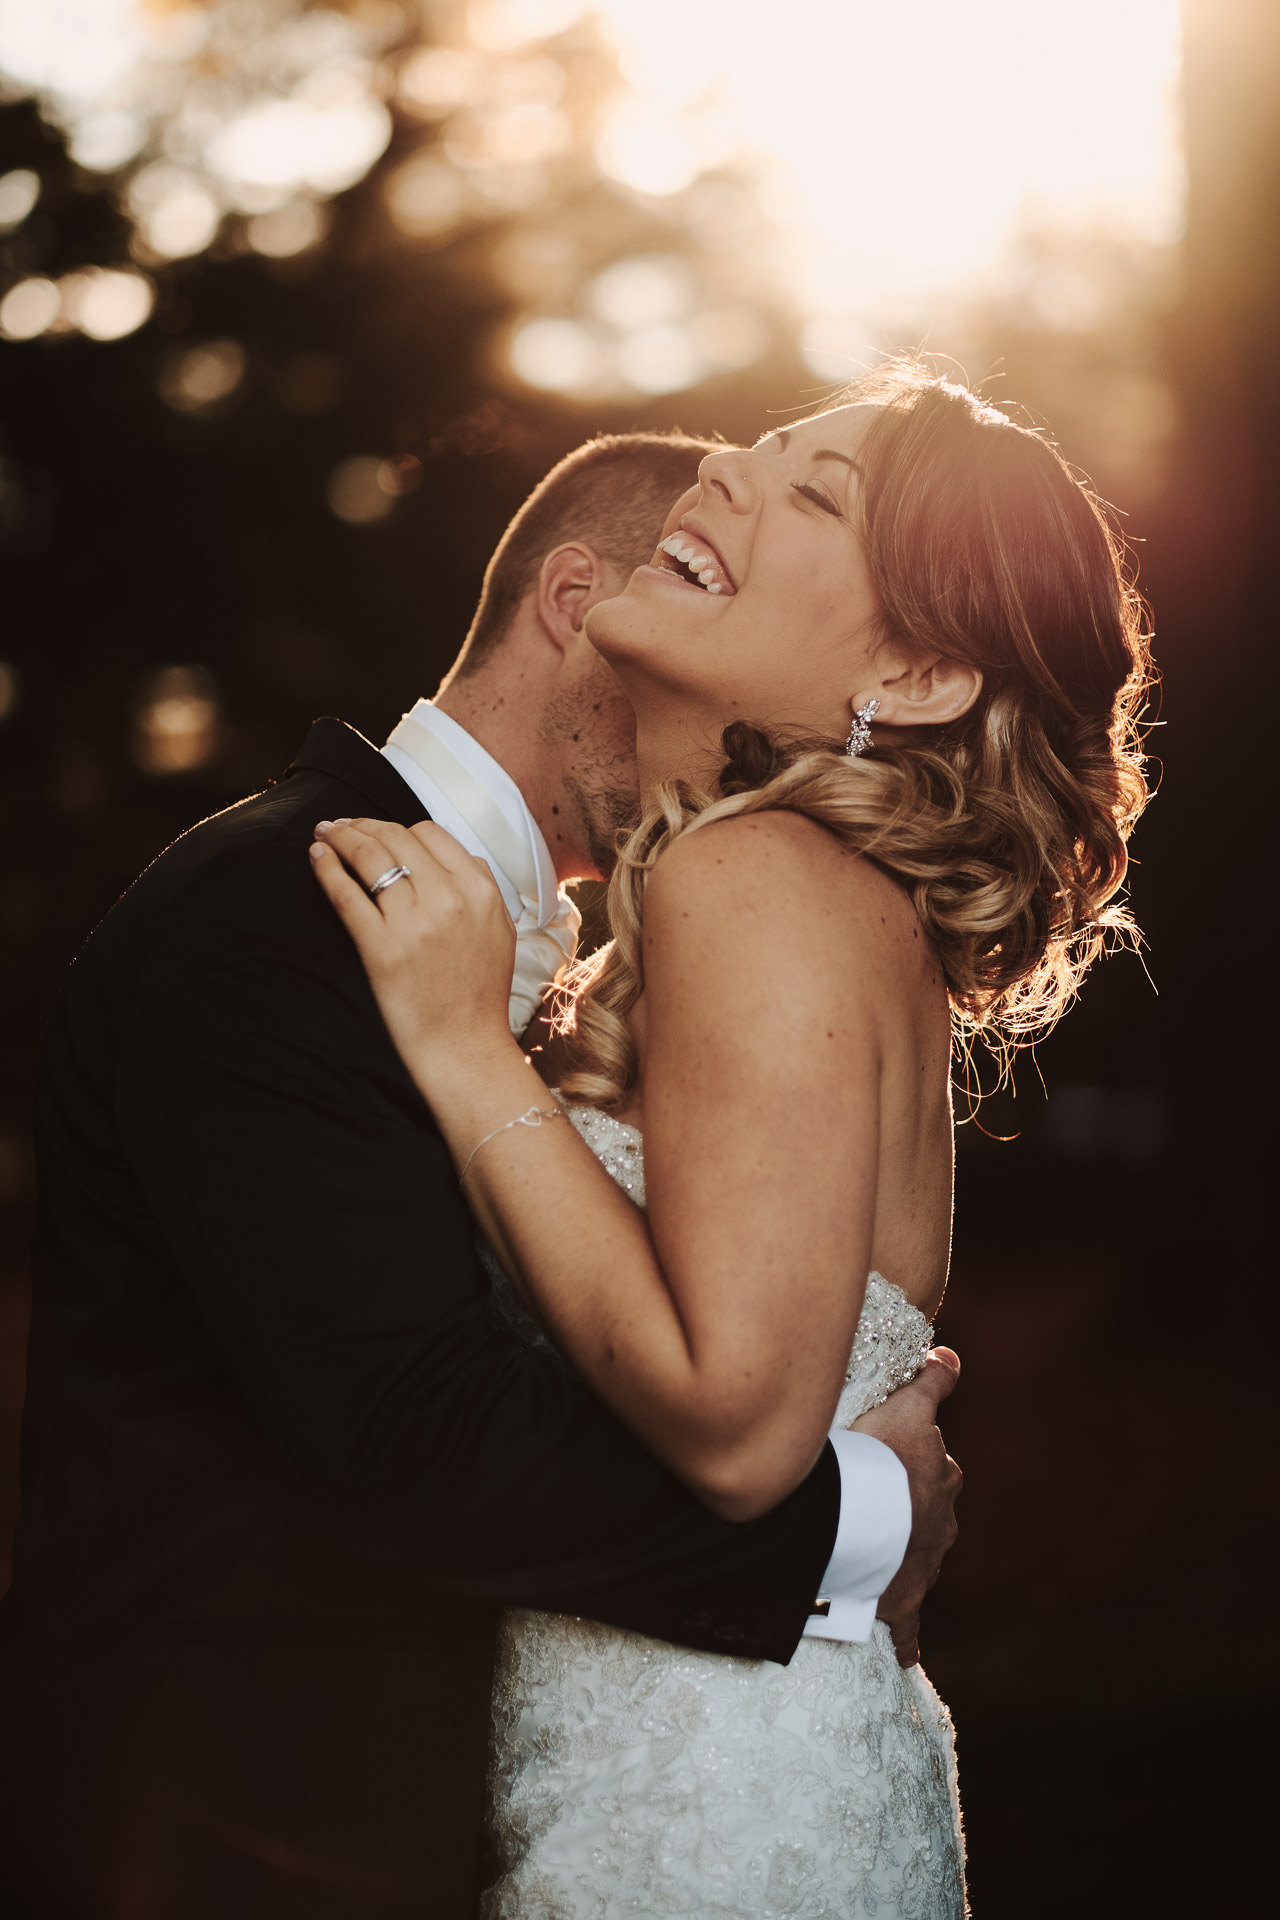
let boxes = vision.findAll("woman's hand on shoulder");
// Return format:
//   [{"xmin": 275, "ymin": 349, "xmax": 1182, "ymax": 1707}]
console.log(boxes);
[{"xmin": 310, "ymin": 816, "xmax": 518, "ymax": 1087}]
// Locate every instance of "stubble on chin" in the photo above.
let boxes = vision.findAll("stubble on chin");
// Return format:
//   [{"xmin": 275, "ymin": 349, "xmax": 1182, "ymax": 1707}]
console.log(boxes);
[
  {"xmin": 570, "ymin": 768, "xmax": 642, "ymax": 877},
  {"xmin": 561, "ymin": 697, "xmax": 642, "ymax": 876}
]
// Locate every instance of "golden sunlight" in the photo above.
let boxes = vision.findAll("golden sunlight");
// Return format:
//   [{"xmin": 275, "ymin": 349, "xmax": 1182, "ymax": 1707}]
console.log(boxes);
[
  {"xmin": 0, "ymin": 1, "xmax": 1184, "ymax": 379},
  {"xmin": 590, "ymin": 0, "xmax": 1184, "ymax": 360}
]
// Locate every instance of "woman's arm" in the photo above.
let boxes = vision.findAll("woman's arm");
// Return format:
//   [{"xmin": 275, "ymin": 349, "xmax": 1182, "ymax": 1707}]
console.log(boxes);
[{"xmin": 311, "ymin": 811, "xmax": 894, "ymax": 1521}]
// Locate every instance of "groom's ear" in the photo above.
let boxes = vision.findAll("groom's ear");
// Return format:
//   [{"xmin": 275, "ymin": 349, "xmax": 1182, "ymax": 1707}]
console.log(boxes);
[
  {"xmin": 864, "ymin": 647, "xmax": 983, "ymax": 732},
  {"xmin": 535, "ymin": 543, "xmax": 617, "ymax": 652}
]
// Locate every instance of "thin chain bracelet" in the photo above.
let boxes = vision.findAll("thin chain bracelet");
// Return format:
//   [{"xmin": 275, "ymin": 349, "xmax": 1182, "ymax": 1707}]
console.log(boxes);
[{"xmin": 458, "ymin": 1105, "xmax": 565, "ymax": 1188}]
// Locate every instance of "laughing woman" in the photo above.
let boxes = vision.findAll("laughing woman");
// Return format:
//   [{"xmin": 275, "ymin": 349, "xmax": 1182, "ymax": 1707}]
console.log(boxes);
[{"xmin": 312, "ymin": 364, "xmax": 1152, "ymax": 1918}]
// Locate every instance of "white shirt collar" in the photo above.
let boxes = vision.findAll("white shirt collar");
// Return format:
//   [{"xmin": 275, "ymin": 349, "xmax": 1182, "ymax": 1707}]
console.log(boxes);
[{"xmin": 381, "ymin": 700, "xmax": 559, "ymax": 928}]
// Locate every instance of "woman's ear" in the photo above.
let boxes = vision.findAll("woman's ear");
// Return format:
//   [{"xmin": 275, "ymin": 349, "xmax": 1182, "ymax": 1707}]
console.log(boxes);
[{"xmin": 858, "ymin": 651, "xmax": 983, "ymax": 732}]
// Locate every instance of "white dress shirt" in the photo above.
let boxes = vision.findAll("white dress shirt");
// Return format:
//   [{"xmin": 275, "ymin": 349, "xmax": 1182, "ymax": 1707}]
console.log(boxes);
[
  {"xmin": 802, "ymin": 1432, "xmax": 910, "ymax": 1642},
  {"xmin": 383, "ymin": 701, "xmax": 579, "ymax": 1036},
  {"xmin": 382, "ymin": 702, "xmax": 912, "ymax": 1641}
]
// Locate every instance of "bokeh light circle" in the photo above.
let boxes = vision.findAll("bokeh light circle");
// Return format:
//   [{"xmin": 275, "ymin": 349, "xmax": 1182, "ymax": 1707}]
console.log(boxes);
[{"xmin": 0, "ymin": 277, "xmax": 59, "ymax": 341}]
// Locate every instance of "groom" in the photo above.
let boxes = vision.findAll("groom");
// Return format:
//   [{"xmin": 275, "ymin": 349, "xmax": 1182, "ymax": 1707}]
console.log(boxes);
[{"xmin": 0, "ymin": 432, "xmax": 962, "ymax": 1918}]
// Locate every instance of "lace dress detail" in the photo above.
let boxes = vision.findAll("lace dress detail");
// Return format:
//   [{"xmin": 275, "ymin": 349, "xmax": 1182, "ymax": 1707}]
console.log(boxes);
[{"xmin": 481, "ymin": 1107, "xmax": 966, "ymax": 1919}]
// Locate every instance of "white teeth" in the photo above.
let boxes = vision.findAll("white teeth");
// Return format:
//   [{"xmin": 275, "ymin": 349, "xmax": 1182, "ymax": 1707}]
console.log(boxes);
[{"xmin": 658, "ymin": 531, "xmax": 730, "ymax": 593}]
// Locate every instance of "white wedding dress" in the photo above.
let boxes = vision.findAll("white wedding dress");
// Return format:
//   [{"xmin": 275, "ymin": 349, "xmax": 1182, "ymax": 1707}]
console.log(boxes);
[{"xmin": 480, "ymin": 1105, "xmax": 967, "ymax": 1920}]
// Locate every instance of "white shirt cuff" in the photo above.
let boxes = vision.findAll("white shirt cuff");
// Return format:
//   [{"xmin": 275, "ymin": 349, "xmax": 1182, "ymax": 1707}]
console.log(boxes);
[{"xmin": 801, "ymin": 1429, "xmax": 911, "ymax": 1643}]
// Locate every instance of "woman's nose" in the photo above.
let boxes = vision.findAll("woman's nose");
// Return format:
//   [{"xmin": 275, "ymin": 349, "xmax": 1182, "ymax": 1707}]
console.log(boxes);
[{"xmin": 697, "ymin": 444, "xmax": 756, "ymax": 511}]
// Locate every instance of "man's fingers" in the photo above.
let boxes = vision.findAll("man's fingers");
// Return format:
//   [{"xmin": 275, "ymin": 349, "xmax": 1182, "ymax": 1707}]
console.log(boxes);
[
  {"xmin": 903, "ymin": 1348, "xmax": 961, "ymax": 1413},
  {"xmin": 889, "ymin": 1618, "xmax": 921, "ymax": 1669}
]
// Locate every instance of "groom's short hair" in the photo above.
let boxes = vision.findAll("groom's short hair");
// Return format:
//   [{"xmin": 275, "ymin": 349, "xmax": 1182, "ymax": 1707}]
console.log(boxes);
[{"xmin": 455, "ymin": 430, "xmax": 719, "ymax": 674}]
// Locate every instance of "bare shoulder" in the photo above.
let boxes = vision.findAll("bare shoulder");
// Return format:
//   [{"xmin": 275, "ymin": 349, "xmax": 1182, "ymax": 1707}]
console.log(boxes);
[{"xmin": 646, "ymin": 809, "xmax": 924, "ymax": 967}]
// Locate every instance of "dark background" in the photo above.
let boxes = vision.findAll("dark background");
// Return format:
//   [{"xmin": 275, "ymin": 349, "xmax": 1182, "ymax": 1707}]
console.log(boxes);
[{"xmin": 1, "ymin": 2, "xmax": 1275, "ymax": 1912}]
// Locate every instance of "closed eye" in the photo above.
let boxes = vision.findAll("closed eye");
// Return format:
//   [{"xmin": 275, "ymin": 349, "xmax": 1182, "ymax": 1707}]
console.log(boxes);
[{"xmin": 792, "ymin": 481, "xmax": 841, "ymax": 517}]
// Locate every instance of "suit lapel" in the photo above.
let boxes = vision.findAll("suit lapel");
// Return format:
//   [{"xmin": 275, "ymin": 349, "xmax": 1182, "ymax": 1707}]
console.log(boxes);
[{"xmin": 286, "ymin": 717, "xmax": 429, "ymax": 828}]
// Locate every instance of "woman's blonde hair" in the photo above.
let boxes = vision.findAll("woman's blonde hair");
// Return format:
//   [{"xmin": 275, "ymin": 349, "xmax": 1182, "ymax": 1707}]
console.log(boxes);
[{"xmin": 556, "ymin": 363, "xmax": 1155, "ymax": 1110}]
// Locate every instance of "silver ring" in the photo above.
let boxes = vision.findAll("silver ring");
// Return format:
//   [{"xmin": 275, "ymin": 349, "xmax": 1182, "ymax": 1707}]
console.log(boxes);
[{"xmin": 368, "ymin": 863, "xmax": 411, "ymax": 899}]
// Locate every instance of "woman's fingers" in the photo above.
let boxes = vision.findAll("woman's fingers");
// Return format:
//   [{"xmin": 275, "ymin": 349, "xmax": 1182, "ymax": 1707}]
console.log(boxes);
[
  {"xmin": 308, "ymin": 836, "xmax": 388, "ymax": 945},
  {"xmin": 408, "ymin": 819, "xmax": 485, "ymax": 876},
  {"xmin": 311, "ymin": 814, "xmax": 519, "ymax": 1066},
  {"xmin": 314, "ymin": 818, "xmax": 424, "ymax": 908},
  {"xmin": 312, "ymin": 817, "xmax": 511, "ymax": 940},
  {"xmin": 318, "ymin": 816, "xmax": 513, "ymax": 932},
  {"xmin": 409, "ymin": 822, "xmax": 515, "ymax": 926}
]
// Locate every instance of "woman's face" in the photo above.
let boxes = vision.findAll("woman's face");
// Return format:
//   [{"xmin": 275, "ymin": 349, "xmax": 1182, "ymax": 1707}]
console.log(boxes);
[{"xmin": 587, "ymin": 404, "xmax": 884, "ymax": 769}]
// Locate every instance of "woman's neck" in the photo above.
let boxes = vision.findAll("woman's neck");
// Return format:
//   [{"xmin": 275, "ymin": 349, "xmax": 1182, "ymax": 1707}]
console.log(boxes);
[{"xmin": 633, "ymin": 707, "xmax": 728, "ymax": 796}]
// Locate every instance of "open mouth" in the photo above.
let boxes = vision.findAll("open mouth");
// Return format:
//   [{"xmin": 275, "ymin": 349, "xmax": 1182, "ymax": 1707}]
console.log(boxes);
[{"xmin": 654, "ymin": 532, "xmax": 735, "ymax": 595}]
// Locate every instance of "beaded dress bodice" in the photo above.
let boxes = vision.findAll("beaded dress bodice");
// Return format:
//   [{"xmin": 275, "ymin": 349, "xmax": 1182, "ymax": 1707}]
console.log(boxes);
[{"xmin": 480, "ymin": 1104, "xmax": 967, "ymax": 1920}]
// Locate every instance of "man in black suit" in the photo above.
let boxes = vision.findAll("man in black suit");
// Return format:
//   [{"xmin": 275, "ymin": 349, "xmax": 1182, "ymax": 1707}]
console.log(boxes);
[{"xmin": 0, "ymin": 432, "xmax": 961, "ymax": 1917}]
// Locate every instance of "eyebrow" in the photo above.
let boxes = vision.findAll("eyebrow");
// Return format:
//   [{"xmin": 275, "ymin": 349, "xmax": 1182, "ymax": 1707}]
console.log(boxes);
[{"xmin": 760, "ymin": 427, "xmax": 858, "ymax": 470}]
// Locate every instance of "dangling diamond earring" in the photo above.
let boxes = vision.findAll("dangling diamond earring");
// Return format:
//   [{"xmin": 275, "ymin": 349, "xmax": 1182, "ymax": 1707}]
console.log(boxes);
[{"xmin": 845, "ymin": 698, "xmax": 880, "ymax": 758}]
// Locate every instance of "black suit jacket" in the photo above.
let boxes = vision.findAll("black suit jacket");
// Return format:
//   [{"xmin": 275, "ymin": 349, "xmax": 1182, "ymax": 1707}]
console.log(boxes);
[{"xmin": 0, "ymin": 718, "xmax": 840, "ymax": 1918}]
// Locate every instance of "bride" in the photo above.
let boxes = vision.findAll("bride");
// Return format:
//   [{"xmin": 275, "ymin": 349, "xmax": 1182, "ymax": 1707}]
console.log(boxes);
[{"xmin": 311, "ymin": 363, "xmax": 1152, "ymax": 1916}]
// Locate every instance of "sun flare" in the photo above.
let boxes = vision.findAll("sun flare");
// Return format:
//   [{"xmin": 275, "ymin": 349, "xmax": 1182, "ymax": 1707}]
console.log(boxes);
[
  {"xmin": 591, "ymin": 0, "xmax": 1184, "ymax": 325},
  {"xmin": 0, "ymin": 0, "xmax": 1184, "ymax": 384}
]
